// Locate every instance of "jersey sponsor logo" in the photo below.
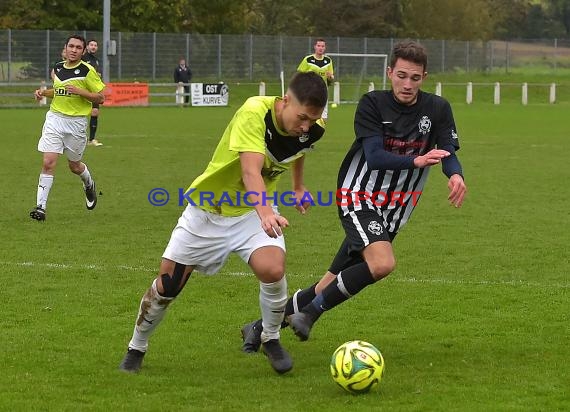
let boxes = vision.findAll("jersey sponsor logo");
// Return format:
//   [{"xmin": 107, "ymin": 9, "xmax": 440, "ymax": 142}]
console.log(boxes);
[
  {"xmin": 299, "ymin": 133, "xmax": 309, "ymax": 143},
  {"xmin": 418, "ymin": 115, "xmax": 431, "ymax": 134},
  {"xmin": 451, "ymin": 129, "xmax": 458, "ymax": 139},
  {"xmin": 54, "ymin": 87, "xmax": 72, "ymax": 96},
  {"xmin": 384, "ymin": 137, "xmax": 426, "ymax": 152},
  {"xmin": 367, "ymin": 220, "xmax": 384, "ymax": 236}
]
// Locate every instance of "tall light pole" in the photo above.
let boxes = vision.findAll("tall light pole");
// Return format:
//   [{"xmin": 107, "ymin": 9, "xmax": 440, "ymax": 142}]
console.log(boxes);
[{"xmin": 102, "ymin": 0, "xmax": 111, "ymax": 82}]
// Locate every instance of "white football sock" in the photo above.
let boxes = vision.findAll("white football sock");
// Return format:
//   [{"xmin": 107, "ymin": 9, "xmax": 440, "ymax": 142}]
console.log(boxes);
[
  {"xmin": 36, "ymin": 173, "xmax": 54, "ymax": 209},
  {"xmin": 259, "ymin": 276, "xmax": 288, "ymax": 342},
  {"xmin": 79, "ymin": 164, "xmax": 93, "ymax": 188},
  {"xmin": 128, "ymin": 279, "xmax": 174, "ymax": 352}
]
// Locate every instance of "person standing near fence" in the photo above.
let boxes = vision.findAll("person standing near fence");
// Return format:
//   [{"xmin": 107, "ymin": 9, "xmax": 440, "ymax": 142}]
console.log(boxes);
[
  {"xmin": 174, "ymin": 58, "xmax": 192, "ymax": 106},
  {"xmin": 297, "ymin": 38, "xmax": 334, "ymax": 121},
  {"xmin": 82, "ymin": 39, "xmax": 103, "ymax": 146},
  {"xmin": 30, "ymin": 34, "xmax": 105, "ymax": 221}
]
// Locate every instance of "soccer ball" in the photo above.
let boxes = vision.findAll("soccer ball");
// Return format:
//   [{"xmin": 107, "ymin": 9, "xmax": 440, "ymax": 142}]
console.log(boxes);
[
  {"xmin": 331, "ymin": 103, "xmax": 338, "ymax": 108},
  {"xmin": 330, "ymin": 340, "xmax": 384, "ymax": 394}
]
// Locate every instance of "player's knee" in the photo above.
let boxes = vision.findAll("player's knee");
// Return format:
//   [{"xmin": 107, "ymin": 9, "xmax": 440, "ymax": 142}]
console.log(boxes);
[
  {"xmin": 91, "ymin": 108, "xmax": 99, "ymax": 116},
  {"xmin": 42, "ymin": 159, "xmax": 57, "ymax": 173},
  {"xmin": 262, "ymin": 265, "xmax": 285, "ymax": 283},
  {"xmin": 368, "ymin": 258, "xmax": 396, "ymax": 280},
  {"xmin": 68, "ymin": 161, "xmax": 83, "ymax": 174}
]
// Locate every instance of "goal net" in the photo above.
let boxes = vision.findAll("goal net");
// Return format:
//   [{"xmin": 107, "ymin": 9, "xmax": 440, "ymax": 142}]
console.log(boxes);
[{"xmin": 327, "ymin": 53, "xmax": 388, "ymax": 105}]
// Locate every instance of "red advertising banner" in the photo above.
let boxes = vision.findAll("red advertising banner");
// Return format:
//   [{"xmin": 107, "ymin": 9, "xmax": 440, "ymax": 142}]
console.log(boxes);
[{"xmin": 103, "ymin": 83, "xmax": 149, "ymax": 106}]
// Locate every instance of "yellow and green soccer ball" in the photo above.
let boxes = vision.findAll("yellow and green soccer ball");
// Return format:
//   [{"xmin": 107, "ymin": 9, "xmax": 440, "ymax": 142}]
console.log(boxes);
[{"xmin": 330, "ymin": 340, "xmax": 385, "ymax": 394}]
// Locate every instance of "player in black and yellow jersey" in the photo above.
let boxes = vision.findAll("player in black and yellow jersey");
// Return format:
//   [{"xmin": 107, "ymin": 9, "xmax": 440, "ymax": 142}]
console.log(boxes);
[
  {"xmin": 31, "ymin": 34, "xmax": 105, "ymax": 221},
  {"xmin": 297, "ymin": 38, "xmax": 334, "ymax": 121},
  {"xmin": 119, "ymin": 72, "xmax": 328, "ymax": 375}
]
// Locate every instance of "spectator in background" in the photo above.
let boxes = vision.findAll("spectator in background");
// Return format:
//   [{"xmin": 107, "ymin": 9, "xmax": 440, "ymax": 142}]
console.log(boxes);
[
  {"xmin": 297, "ymin": 38, "xmax": 334, "ymax": 122},
  {"xmin": 174, "ymin": 58, "xmax": 192, "ymax": 105},
  {"xmin": 82, "ymin": 39, "xmax": 103, "ymax": 146}
]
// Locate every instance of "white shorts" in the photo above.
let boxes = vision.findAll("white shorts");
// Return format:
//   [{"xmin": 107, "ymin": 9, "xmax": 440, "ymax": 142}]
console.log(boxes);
[
  {"xmin": 38, "ymin": 110, "xmax": 88, "ymax": 162},
  {"xmin": 162, "ymin": 205, "xmax": 286, "ymax": 274}
]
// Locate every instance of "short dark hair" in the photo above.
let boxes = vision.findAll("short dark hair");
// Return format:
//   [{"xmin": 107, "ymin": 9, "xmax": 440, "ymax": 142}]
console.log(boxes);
[
  {"xmin": 87, "ymin": 39, "xmax": 98, "ymax": 45},
  {"xmin": 315, "ymin": 38, "xmax": 326, "ymax": 44},
  {"xmin": 288, "ymin": 71, "xmax": 328, "ymax": 109},
  {"xmin": 390, "ymin": 41, "xmax": 428, "ymax": 71},
  {"xmin": 66, "ymin": 34, "xmax": 86, "ymax": 50}
]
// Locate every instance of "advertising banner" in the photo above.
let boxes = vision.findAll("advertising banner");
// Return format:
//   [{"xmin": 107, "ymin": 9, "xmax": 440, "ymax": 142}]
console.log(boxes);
[
  {"xmin": 191, "ymin": 83, "xmax": 229, "ymax": 106},
  {"xmin": 103, "ymin": 83, "xmax": 149, "ymax": 106}
]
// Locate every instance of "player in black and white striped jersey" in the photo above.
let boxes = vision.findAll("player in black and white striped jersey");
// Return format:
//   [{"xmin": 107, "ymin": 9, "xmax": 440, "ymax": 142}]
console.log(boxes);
[{"xmin": 242, "ymin": 40, "xmax": 467, "ymax": 350}]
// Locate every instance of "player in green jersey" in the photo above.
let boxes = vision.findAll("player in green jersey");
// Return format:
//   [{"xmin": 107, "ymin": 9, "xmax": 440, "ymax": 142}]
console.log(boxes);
[
  {"xmin": 30, "ymin": 34, "xmax": 105, "ymax": 221},
  {"xmin": 119, "ymin": 71, "xmax": 328, "ymax": 375}
]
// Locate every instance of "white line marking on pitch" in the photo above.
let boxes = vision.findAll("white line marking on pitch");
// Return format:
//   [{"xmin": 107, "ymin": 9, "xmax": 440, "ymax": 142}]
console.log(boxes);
[{"xmin": 2, "ymin": 261, "xmax": 567, "ymax": 289}]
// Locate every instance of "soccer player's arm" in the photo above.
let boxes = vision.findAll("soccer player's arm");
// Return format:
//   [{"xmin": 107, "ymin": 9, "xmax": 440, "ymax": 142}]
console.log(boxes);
[
  {"xmin": 441, "ymin": 150, "xmax": 466, "ymax": 207},
  {"xmin": 240, "ymin": 151, "xmax": 289, "ymax": 237},
  {"xmin": 82, "ymin": 70, "xmax": 106, "ymax": 104},
  {"xmin": 68, "ymin": 86, "xmax": 104, "ymax": 104},
  {"xmin": 291, "ymin": 155, "xmax": 312, "ymax": 214},
  {"xmin": 326, "ymin": 59, "xmax": 334, "ymax": 85},
  {"xmin": 356, "ymin": 94, "xmax": 415, "ymax": 170},
  {"xmin": 231, "ymin": 106, "xmax": 289, "ymax": 236},
  {"xmin": 358, "ymin": 94, "xmax": 449, "ymax": 169},
  {"xmin": 436, "ymin": 101, "xmax": 462, "ymax": 178},
  {"xmin": 35, "ymin": 88, "xmax": 54, "ymax": 100},
  {"xmin": 436, "ymin": 100, "xmax": 466, "ymax": 207}
]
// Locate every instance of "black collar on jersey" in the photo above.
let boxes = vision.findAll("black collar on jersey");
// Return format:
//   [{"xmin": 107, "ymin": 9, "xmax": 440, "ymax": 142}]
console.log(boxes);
[{"xmin": 264, "ymin": 110, "xmax": 325, "ymax": 163}]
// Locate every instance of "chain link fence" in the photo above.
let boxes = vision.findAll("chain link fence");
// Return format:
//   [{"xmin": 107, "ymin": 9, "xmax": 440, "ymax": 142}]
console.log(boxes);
[
  {"xmin": 1, "ymin": 30, "xmax": 569, "ymax": 107},
  {"xmin": 1, "ymin": 30, "xmax": 569, "ymax": 83}
]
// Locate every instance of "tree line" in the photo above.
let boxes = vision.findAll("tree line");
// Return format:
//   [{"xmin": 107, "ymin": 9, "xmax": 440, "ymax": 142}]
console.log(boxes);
[{"xmin": 1, "ymin": 0, "xmax": 568, "ymax": 40}]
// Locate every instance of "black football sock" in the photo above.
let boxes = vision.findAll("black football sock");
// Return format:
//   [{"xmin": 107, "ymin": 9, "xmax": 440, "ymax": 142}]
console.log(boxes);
[
  {"xmin": 308, "ymin": 262, "xmax": 375, "ymax": 317},
  {"xmin": 281, "ymin": 282, "xmax": 318, "ymax": 327},
  {"xmin": 284, "ymin": 282, "xmax": 318, "ymax": 316},
  {"xmin": 89, "ymin": 116, "xmax": 98, "ymax": 141}
]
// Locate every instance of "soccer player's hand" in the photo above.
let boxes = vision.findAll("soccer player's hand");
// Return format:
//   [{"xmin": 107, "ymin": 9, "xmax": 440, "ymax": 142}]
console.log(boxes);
[
  {"xmin": 261, "ymin": 213, "xmax": 289, "ymax": 238},
  {"xmin": 294, "ymin": 188, "xmax": 312, "ymax": 215},
  {"xmin": 414, "ymin": 149, "xmax": 450, "ymax": 168},
  {"xmin": 65, "ymin": 84, "xmax": 82, "ymax": 95},
  {"xmin": 448, "ymin": 174, "xmax": 466, "ymax": 208},
  {"xmin": 34, "ymin": 89, "xmax": 43, "ymax": 100}
]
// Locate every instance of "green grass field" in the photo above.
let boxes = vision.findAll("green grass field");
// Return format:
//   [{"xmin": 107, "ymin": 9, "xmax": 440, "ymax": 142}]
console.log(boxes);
[{"xmin": 1, "ymin": 100, "xmax": 568, "ymax": 411}]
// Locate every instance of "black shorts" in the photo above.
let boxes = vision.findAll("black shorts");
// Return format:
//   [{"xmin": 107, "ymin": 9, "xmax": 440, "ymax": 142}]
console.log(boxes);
[{"xmin": 328, "ymin": 209, "xmax": 396, "ymax": 274}]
